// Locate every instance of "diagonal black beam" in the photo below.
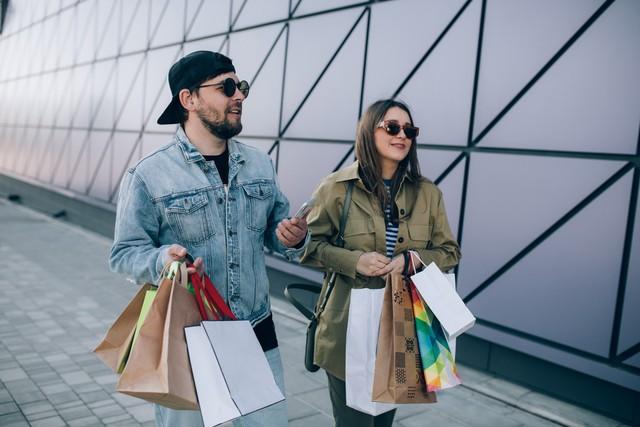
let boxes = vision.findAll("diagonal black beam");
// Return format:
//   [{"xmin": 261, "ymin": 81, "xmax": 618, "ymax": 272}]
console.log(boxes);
[
  {"xmin": 86, "ymin": 54, "xmax": 148, "ymax": 195},
  {"xmin": 454, "ymin": 0, "xmax": 486, "ymax": 272},
  {"xmin": 333, "ymin": 5, "xmax": 372, "ymax": 173},
  {"xmin": 64, "ymin": 59, "xmax": 120, "ymax": 190},
  {"xmin": 392, "ymin": 0, "xmax": 473, "ymax": 98},
  {"xmin": 464, "ymin": 162, "xmax": 635, "ymax": 303},
  {"xmin": 610, "ymin": 121, "xmax": 640, "ymax": 358},
  {"xmin": 269, "ymin": 8, "xmax": 367, "ymax": 161},
  {"xmin": 471, "ymin": 0, "xmax": 616, "ymax": 147},
  {"xmin": 476, "ymin": 318, "xmax": 640, "ymax": 376},
  {"xmin": 615, "ymin": 342, "xmax": 640, "ymax": 362},
  {"xmin": 280, "ymin": 8, "xmax": 367, "ymax": 136},
  {"xmin": 249, "ymin": 24, "xmax": 287, "ymax": 86}
]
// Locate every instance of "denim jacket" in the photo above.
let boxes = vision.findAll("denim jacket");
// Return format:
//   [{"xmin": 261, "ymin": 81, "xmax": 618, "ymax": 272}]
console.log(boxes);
[{"xmin": 110, "ymin": 127, "xmax": 307, "ymax": 324}]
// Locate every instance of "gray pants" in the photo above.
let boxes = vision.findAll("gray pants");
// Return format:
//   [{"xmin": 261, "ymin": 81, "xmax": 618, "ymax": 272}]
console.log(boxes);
[{"xmin": 155, "ymin": 347, "xmax": 287, "ymax": 427}]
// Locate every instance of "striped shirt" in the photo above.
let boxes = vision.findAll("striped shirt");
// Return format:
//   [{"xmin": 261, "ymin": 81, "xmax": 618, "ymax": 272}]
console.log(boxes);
[{"xmin": 383, "ymin": 180, "xmax": 399, "ymax": 258}]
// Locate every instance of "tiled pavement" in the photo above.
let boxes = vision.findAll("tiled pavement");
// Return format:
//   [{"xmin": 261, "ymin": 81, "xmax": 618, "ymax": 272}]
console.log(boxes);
[{"xmin": 0, "ymin": 198, "xmax": 630, "ymax": 427}]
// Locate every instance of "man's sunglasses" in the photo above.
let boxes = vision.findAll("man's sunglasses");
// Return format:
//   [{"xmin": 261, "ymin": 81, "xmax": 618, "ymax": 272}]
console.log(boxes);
[
  {"xmin": 198, "ymin": 78, "xmax": 250, "ymax": 98},
  {"xmin": 377, "ymin": 120, "xmax": 420, "ymax": 139}
]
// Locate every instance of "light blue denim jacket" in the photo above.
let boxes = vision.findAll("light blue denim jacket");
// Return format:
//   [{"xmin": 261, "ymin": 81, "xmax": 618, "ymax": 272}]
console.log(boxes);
[{"xmin": 110, "ymin": 127, "xmax": 307, "ymax": 324}]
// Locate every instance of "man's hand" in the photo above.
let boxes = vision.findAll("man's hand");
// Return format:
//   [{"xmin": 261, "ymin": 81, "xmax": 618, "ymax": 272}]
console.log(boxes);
[
  {"xmin": 276, "ymin": 217, "xmax": 308, "ymax": 248},
  {"xmin": 356, "ymin": 252, "xmax": 391, "ymax": 277},
  {"xmin": 165, "ymin": 244, "xmax": 204, "ymax": 275}
]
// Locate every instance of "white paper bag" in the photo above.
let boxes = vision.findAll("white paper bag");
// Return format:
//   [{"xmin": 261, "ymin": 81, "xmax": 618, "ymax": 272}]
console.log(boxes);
[
  {"xmin": 411, "ymin": 262, "xmax": 475, "ymax": 339},
  {"xmin": 346, "ymin": 288, "xmax": 397, "ymax": 416},
  {"xmin": 185, "ymin": 321, "xmax": 285, "ymax": 426}
]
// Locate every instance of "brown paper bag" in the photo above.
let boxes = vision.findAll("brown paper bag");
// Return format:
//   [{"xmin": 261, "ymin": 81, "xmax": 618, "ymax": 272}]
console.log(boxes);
[
  {"xmin": 372, "ymin": 274, "xmax": 436, "ymax": 404},
  {"xmin": 94, "ymin": 283, "xmax": 153, "ymax": 372},
  {"xmin": 116, "ymin": 264, "xmax": 202, "ymax": 410}
]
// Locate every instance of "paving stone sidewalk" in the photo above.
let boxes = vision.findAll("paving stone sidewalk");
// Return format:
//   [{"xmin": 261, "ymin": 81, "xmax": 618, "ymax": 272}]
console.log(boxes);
[{"xmin": 0, "ymin": 199, "xmax": 629, "ymax": 427}]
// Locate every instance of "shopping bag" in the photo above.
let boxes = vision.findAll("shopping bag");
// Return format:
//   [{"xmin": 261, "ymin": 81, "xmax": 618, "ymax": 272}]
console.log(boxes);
[
  {"xmin": 409, "ymin": 281, "xmax": 461, "ymax": 392},
  {"xmin": 372, "ymin": 274, "xmax": 436, "ymax": 404},
  {"xmin": 116, "ymin": 262, "xmax": 201, "ymax": 410},
  {"xmin": 410, "ymin": 262, "xmax": 475, "ymax": 338},
  {"xmin": 345, "ymin": 287, "xmax": 397, "ymax": 415},
  {"xmin": 185, "ymin": 321, "xmax": 285, "ymax": 426},
  {"xmin": 94, "ymin": 282, "xmax": 154, "ymax": 372}
]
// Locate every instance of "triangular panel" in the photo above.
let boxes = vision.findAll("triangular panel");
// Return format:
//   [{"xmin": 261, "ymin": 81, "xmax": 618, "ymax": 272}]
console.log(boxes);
[
  {"xmin": 143, "ymin": 45, "xmax": 183, "ymax": 133},
  {"xmin": 91, "ymin": 60, "xmax": 118, "ymax": 130},
  {"xmin": 396, "ymin": 0, "xmax": 480, "ymax": 147},
  {"xmin": 115, "ymin": 53, "xmax": 147, "ymax": 131},
  {"xmin": 186, "ymin": 0, "xmax": 231, "ymax": 40},
  {"xmin": 281, "ymin": 7, "xmax": 363, "ymax": 131},
  {"xmin": 618, "ymin": 183, "xmax": 640, "ymax": 354},
  {"xmin": 433, "ymin": 156, "xmax": 465, "ymax": 241},
  {"xmin": 150, "ymin": 0, "xmax": 186, "ymax": 49},
  {"xmin": 277, "ymin": 141, "xmax": 354, "ymax": 216},
  {"xmin": 232, "ymin": 0, "xmax": 288, "ymax": 29},
  {"xmin": 232, "ymin": 29, "xmax": 285, "ymax": 137},
  {"xmin": 468, "ymin": 172, "xmax": 633, "ymax": 357},
  {"xmin": 95, "ymin": 0, "xmax": 119, "ymax": 60},
  {"xmin": 283, "ymin": 10, "xmax": 366, "ymax": 140},
  {"xmin": 418, "ymin": 149, "xmax": 462, "ymax": 184},
  {"xmin": 362, "ymin": 0, "xmax": 466, "ymax": 107},
  {"xmin": 293, "ymin": 0, "xmax": 362, "ymax": 17},
  {"xmin": 478, "ymin": 0, "xmax": 640, "ymax": 154},
  {"xmin": 457, "ymin": 154, "xmax": 625, "ymax": 298},
  {"xmin": 120, "ymin": 0, "xmax": 150, "ymax": 55}
]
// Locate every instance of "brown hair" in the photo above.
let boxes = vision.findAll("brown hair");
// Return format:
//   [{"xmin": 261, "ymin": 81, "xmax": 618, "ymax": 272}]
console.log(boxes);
[{"xmin": 355, "ymin": 99, "xmax": 422, "ymax": 216}]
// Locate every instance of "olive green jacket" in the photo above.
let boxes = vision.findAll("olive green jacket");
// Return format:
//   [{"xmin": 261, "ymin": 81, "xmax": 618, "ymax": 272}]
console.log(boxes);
[{"xmin": 300, "ymin": 161, "xmax": 461, "ymax": 380}]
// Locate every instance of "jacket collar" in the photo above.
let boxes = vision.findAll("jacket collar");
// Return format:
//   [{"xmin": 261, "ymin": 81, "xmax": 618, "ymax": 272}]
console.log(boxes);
[
  {"xmin": 335, "ymin": 161, "xmax": 416, "ymax": 185},
  {"xmin": 175, "ymin": 126, "xmax": 245, "ymax": 165}
]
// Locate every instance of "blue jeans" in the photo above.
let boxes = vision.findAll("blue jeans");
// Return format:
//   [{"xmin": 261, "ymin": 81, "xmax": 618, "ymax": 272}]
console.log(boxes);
[{"xmin": 155, "ymin": 347, "xmax": 288, "ymax": 427}]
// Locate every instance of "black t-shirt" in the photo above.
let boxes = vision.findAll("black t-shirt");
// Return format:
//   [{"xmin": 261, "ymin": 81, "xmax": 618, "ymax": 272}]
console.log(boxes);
[
  {"xmin": 204, "ymin": 146, "xmax": 277, "ymax": 351},
  {"xmin": 253, "ymin": 314, "xmax": 278, "ymax": 352},
  {"xmin": 203, "ymin": 146, "xmax": 229, "ymax": 184}
]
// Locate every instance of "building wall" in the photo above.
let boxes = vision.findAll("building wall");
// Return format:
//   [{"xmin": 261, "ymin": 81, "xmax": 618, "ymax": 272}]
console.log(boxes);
[{"xmin": 0, "ymin": 0, "xmax": 638, "ymax": 394}]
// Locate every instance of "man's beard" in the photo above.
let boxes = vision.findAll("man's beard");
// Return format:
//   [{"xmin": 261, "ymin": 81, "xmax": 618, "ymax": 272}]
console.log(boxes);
[{"xmin": 198, "ymin": 111, "xmax": 242, "ymax": 140}]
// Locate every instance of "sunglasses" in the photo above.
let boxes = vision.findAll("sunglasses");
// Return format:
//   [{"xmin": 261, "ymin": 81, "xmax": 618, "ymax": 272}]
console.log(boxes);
[
  {"xmin": 198, "ymin": 78, "xmax": 250, "ymax": 98},
  {"xmin": 377, "ymin": 120, "xmax": 420, "ymax": 139}
]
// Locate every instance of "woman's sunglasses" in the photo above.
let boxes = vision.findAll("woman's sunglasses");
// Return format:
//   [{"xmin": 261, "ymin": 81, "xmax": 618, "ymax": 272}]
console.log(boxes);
[
  {"xmin": 198, "ymin": 78, "xmax": 250, "ymax": 98},
  {"xmin": 377, "ymin": 120, "xmax": 419, "ymax": 139}
]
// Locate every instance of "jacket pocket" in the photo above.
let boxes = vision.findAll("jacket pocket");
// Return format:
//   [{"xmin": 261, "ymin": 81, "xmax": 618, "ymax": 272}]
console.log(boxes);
[
  {"xmin": 243, "ymin": 182, "xmax": 274, "ymax": 232},
  {"xmin": 343, "ymin": 218, "xmax": 375, "ymax": 251},
  {"xmin": 408, "ymin": 223, "xmax": 431, "ymax": 247},
  {"xmin": 165, "ymin": 192, "xmax": 216, "ymax": 244}
]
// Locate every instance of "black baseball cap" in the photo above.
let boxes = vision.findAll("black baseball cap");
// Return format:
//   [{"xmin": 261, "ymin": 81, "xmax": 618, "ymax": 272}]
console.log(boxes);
[{"xmin": 157, "ymin": 51, "xmax": 236, "ymax": 125}]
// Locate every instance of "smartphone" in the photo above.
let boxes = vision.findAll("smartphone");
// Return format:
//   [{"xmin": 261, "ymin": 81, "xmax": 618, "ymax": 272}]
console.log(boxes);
[{"xmin": 294, "ymin": 197, "xmax": 316, "ymax": 219}]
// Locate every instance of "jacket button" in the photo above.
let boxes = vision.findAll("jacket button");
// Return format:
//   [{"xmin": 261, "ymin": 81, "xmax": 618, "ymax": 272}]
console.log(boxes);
[
  {"xmin": 400, "ymin": 209, "xmax": 405, "ymax": 215},
  {"xmin": 398, "ymin": 237, "xmax": 404, "ymax": 243}
]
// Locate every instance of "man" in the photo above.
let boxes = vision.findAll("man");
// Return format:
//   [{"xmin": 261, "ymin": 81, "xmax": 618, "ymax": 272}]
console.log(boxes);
[{"xmin": 109, "ymin": 50, "xmax": 308, "ymax": 426}]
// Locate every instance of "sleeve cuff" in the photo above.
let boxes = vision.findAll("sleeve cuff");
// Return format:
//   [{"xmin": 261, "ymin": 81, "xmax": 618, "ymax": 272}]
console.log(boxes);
[
  {"xmin": 283, "ymin": 232, "xmax": 311, "ymax": 261},
  {"xmin": 326, "ymin": 249, "xmax": 363, "ymax": 279}
]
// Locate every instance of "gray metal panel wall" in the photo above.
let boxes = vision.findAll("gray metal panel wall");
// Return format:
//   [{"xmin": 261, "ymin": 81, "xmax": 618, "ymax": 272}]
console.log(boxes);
[{"xmin": 0, "ymin": 0, "xmax": 638, "ymax": 394}]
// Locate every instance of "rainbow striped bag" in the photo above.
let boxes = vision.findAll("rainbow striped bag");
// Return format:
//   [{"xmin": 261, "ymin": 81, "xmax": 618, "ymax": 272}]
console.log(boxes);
[{"xmin": 408, "ymin": 280, "xmax": 461, "ymax": 392}]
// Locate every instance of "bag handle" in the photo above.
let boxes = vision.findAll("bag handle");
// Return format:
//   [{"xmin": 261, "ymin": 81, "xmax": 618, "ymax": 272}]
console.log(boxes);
[
  {"xmin": 284, "ymin": 181, "xmax": 355, "ymax": 320},
  {"xmin": 190, "ymin": 271, "xmax": 237, "ymax": 321}
]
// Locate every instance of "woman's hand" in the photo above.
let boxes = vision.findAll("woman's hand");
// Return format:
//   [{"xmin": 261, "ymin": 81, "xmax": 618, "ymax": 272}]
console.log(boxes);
[
  {"xmin": 356, "ymin": 252, "xmax": 391, "ymax": 276},
  {"xmin": 375, "ymin": 254, "xmax": 405, "ymax": 278}
]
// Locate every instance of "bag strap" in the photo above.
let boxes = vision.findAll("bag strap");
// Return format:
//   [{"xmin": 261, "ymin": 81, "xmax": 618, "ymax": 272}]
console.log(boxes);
[
  {"xmin": 284, "ymin": 181, "xmax": 355, "ymax": 320},
  {"xmin": 191, "ymin": 271, "xmax": 237, "ymax": 321}
]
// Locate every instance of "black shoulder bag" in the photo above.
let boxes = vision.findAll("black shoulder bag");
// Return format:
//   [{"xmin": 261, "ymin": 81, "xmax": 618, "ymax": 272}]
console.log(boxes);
[{"xmin": 285, "ymin": 181, "xmax": 354, "ymax": 372}]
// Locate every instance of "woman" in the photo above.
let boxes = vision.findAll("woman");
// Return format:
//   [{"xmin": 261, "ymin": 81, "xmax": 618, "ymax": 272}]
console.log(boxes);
[{"xmin": 300, "ymin": 99, "xmax": 461, "ymax": 426}]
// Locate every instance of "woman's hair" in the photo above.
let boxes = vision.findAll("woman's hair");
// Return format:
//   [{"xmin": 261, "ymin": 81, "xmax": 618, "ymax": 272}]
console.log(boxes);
[{"xmin": 355, "ymin": 99, "xmax": 422, "ymax": 214}]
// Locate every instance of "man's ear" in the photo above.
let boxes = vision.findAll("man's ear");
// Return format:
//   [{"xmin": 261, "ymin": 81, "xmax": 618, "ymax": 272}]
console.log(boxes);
[{"xmin": 178, "ymin": 88, "xmax": 195, "ymax": 112}]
